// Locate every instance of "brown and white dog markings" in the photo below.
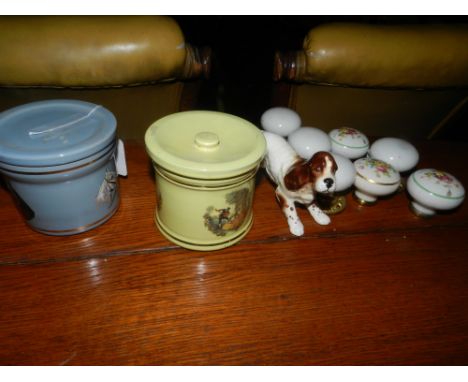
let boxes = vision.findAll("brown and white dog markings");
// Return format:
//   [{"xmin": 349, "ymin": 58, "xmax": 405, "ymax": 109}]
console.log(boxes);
[{"xmin": 262, "ymin": 131, "xmax": 338, "ymax": 236}]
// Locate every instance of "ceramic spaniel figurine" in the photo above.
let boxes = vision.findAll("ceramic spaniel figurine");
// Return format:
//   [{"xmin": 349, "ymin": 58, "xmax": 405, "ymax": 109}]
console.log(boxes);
[{"xmin": 262, "ymin": 131, "xmax": 338, "ymax": 236}]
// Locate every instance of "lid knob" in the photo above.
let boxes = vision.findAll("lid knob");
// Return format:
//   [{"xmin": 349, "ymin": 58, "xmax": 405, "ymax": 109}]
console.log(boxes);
[{"xmin": 194, "ymin": 132, "xmax": 220, "ymax": 150}]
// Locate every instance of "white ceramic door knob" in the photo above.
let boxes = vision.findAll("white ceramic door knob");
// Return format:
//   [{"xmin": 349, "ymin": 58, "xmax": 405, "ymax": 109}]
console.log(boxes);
[
  {"xmin": 330, "ymin": 152, "xmax": 356, "ymax": 192},
  {"xmin": 260, "ymin": 107, "xmax": 301, "ymax": 136},
  {"xmin": 369, "ymin": 137, "xmax": 419, "ymax": 173},
  {"xmin": 288, "ymin": 127, "xmax": 331, "ymax": 160}
]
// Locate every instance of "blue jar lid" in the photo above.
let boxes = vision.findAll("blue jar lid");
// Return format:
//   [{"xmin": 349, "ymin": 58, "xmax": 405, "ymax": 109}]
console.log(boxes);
[{"xmin": 0, "ymin": 100, "xmax": 116, "ymax": 167}]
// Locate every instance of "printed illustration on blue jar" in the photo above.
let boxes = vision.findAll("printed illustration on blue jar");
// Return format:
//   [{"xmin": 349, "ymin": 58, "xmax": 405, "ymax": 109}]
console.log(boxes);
[
  {"xmin": 0, "ymin": 100, "xmax": 123, "ymax": 236},
  {"xmin": 97, "ymin": 168, "xmax": 119, "ymax": 206}
]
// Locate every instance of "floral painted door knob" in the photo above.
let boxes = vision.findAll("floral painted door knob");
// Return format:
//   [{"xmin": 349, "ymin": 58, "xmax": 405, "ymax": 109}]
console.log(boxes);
[
  {"xmin": 353, "ymin": 158, "xmax": 401, "ymax": 205},
  {"xmin": 407, "ymin": 169, "xmax": 465, "ymax": 217},
  {"xmin": 329, "ymin": 127, "xmax": 369, "ymax": 159}
]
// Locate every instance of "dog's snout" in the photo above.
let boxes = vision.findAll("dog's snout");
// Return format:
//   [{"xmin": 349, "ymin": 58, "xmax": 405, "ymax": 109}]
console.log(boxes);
[{"xmin": 324, "ymin": 178, "xmax": 334, "ymax": 189}]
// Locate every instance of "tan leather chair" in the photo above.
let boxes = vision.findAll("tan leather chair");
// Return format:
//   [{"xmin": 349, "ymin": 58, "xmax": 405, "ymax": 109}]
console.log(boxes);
[
  {"xmin": 273, "ymin": 22, "xmax": 468, "ymax": 140},
  {"xmin": 0, "ymin": 16, "xmax": 210, "ymax": 141}
]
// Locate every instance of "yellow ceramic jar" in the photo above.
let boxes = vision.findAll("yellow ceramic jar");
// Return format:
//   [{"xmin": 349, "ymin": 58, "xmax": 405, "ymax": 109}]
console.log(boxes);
[{"xmin": 145, "ymin": 111, "xmax": 266, "ymax": 251}]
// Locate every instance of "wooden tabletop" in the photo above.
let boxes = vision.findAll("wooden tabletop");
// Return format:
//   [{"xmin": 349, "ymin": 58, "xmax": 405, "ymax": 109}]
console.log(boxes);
[{"xmin": 1, "ymin": 140, "xmax": 467, "ymax": 365}]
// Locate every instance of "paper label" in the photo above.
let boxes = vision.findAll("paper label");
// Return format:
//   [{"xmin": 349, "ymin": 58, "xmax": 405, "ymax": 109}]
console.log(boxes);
[{"xmin": 115, "ymin": 139, "xmax": 128, "ymax": 177}]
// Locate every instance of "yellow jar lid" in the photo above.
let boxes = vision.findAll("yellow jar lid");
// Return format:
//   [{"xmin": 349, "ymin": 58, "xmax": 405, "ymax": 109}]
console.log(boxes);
[{"xmin": 145, "ymin": 111, "xmax": 266, "ymax": 179}]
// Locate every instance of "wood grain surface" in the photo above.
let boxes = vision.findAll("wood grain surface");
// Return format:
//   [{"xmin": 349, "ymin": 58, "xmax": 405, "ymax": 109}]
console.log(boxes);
[{"xmin": 1, "ymin": 140, "xmax": 467, "ymax": 365}]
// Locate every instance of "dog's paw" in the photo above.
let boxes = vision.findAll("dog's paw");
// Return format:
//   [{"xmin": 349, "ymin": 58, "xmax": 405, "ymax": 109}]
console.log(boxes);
[
  {"xmin": 308, "ymin": 204, "xmax": 331, "ymax": 225},
  {"xmin": 288, "ymin": 220, "xmax": 304, "ymax": 236},
  {"xmin": 313, "ymin": 212, "xmax": 331, "ymax": 226}
]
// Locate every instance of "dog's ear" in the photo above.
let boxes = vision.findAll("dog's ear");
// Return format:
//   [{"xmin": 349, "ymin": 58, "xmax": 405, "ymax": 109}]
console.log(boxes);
[
  {"xmin": 284, "ymin": 161, "xmax": 311, "ymax": 191},
  {"xmin": 308, "ymin": 151, "xmax": 338, "ymax": 175},
  {"xmin": 332, "ymin": 156, "xmax": 338, "ymax": 173},
  {"xmin": 307, "ymin": 152, "xmax": 326, "ymax": 176},
  {"xmin": 327, "ymin": 153, "xmax": 338, "ymax": 174}
]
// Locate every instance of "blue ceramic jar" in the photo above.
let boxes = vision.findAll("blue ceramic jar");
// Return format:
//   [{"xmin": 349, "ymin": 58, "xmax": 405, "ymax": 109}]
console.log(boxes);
[{"xmin": 0, "ymin": 100, "xmax": 120, "ymax": 235}]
